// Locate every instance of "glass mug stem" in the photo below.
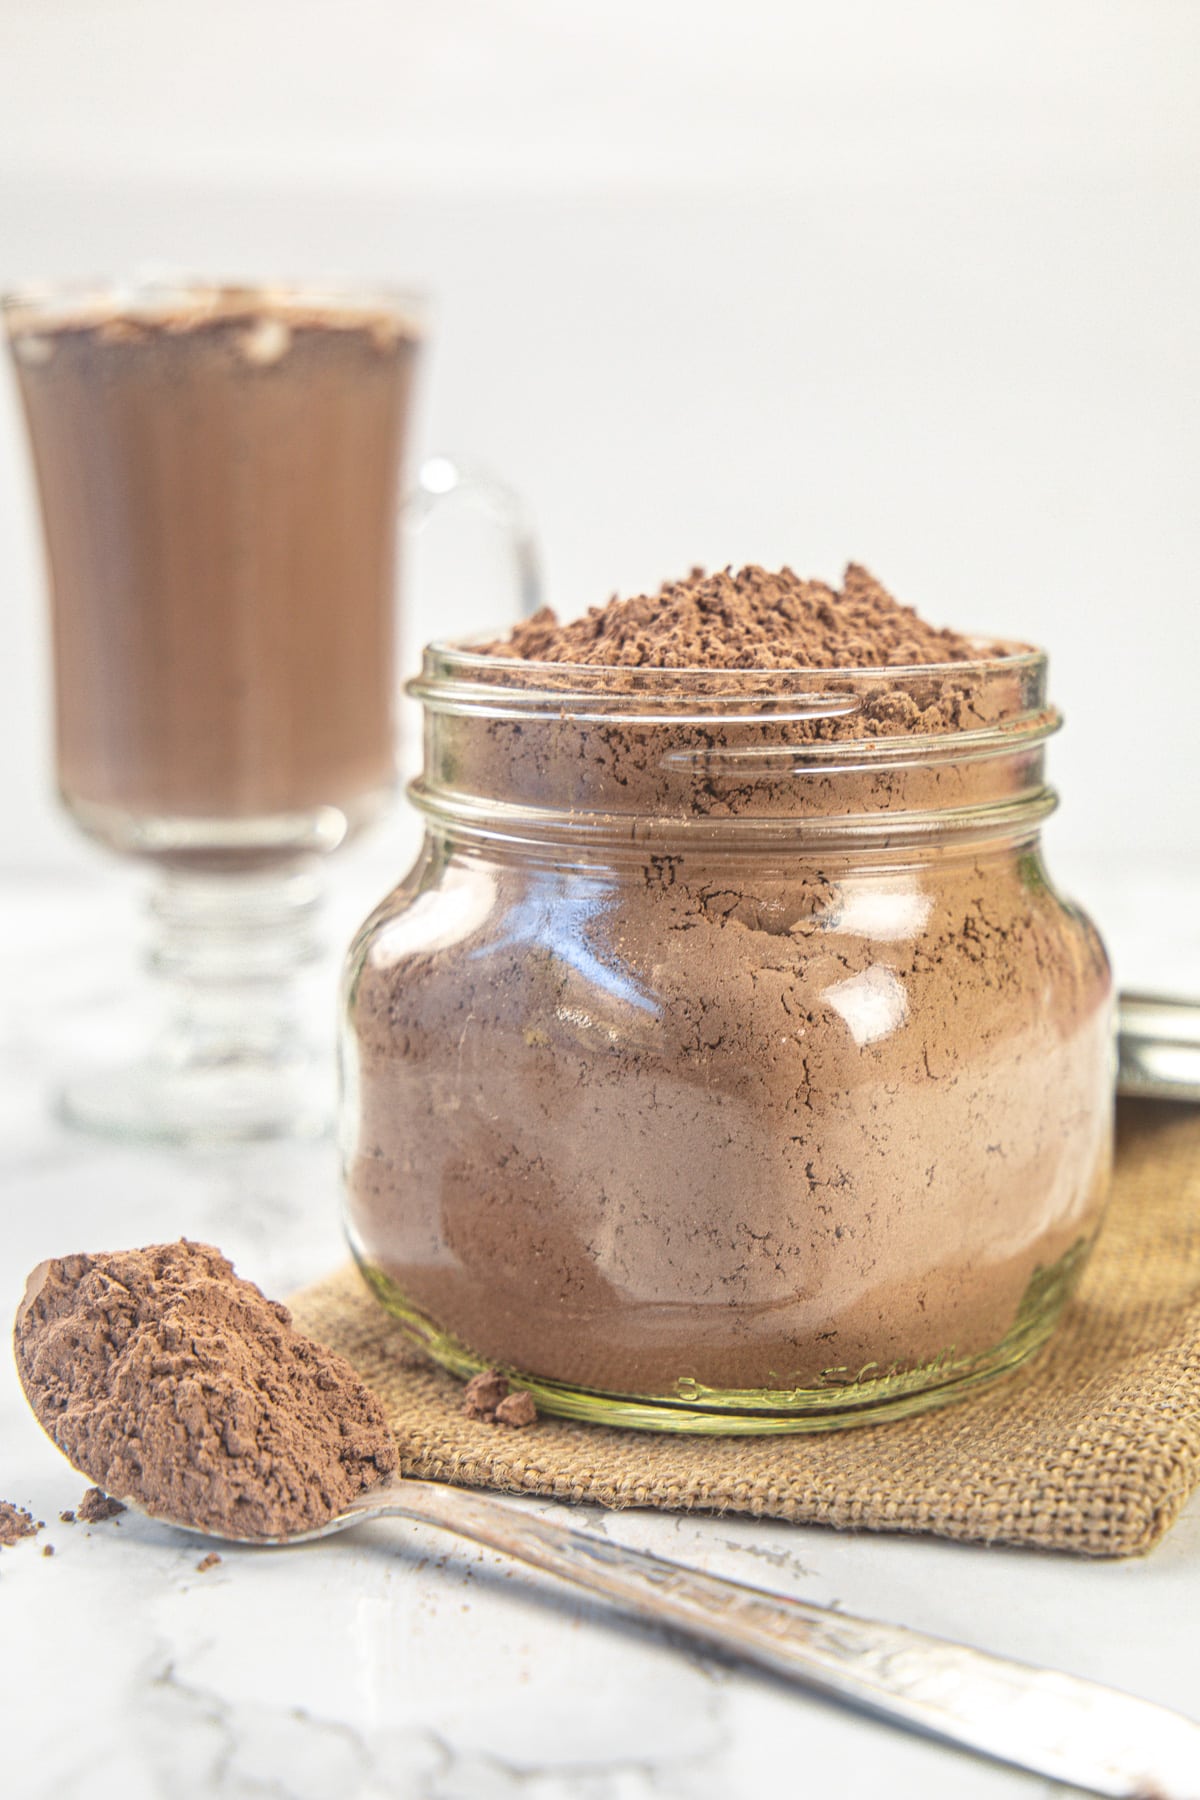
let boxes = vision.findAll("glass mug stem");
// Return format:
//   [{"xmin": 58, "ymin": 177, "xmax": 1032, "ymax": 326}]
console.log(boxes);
[{"xmin": 60, "ymin": 862, "xmax": 331, "ymax": 1144}]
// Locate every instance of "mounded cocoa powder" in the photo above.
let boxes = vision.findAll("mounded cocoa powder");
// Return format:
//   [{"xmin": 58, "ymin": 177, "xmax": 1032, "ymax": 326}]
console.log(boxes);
[
  {"xmin": 15, "ymin": 1242, "xmax": 397, "ymax": 1539},
  {"xmin": 346, "ymin": 564, "xmax": 1113, "ymax": 1406},
  {"xmin": 490, "ymin": 562, "xmax": 976, "ymax": 670}
]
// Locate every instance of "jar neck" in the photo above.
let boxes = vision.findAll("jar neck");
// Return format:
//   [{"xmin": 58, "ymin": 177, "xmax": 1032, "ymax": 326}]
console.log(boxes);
[{"xmin": 408, "ymin": 641, "xmax": 1058, "ymax": 857}]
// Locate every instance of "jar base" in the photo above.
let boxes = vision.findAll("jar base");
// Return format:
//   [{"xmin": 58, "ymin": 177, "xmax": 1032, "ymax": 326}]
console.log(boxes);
[{"xmin": 352, "ymin": 1242, "xmax": 1089, "ymax": 1435}]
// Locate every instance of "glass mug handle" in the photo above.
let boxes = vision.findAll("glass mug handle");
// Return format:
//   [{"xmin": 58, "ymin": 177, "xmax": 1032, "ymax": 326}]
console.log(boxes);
[{"xmin": 402, "ymin": 453, "xmax": 542, "ymax": 645}]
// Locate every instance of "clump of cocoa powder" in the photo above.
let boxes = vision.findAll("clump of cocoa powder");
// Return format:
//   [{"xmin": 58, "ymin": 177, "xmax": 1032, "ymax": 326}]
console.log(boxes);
[
  {"xmin": 77, "ymin": 1487, "xmax": 125, "ymax": 1524},
  {"xmin": 462, "ymin": 1369, "xmax": 538, "ymax": 1427},
  {"xmin": 0, "ymin": 1501, "xmax": 41, "ymax": 1548},
  {"xmin": 487, "ymin": 563, "xmax": 979, "ymax": 671},
  {"xmin": 14, "ymin": 1242, "xmax": 397, "ymax": 1541}
]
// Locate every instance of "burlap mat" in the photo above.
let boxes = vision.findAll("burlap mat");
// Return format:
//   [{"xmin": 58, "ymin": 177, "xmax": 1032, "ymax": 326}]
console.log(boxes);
[{"xmin": 291, "ymin": 1100, "xmax": 1200, "ymax": 1558}]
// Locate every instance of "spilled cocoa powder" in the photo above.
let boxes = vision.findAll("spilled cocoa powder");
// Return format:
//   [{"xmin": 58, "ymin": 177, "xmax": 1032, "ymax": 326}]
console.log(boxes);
[
  {"xmin": 346, "ymin": 563, "xmax": 1113, "ymax": 1403},
  {"xmin": 0, "ymin": 1502, "xmax": 41, "ymax": 1548},
  {"xmin": 495, "ymin": 1391, "xmax": 538, "ymax": 1428},
  {"xmin": 14, "ymin": 1242, "xmax": 397, "ymax": 1540},
  {"xmin": 461, "ymin": 1369, "xmax": 538, "ymax": 1426},
  {"xmin": 77, "ymin": 1487, "xmax": 125, "ymax": 1524},
  {"xmin": 462, "ymin": 1369, "xmax": 509, "ymax": 1419}
]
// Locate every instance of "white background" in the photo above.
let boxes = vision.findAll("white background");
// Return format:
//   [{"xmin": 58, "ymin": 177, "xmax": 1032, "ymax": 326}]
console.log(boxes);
[{"xmin": 0, "ymin": 1, "xmax": 1197, "ymax": 945}]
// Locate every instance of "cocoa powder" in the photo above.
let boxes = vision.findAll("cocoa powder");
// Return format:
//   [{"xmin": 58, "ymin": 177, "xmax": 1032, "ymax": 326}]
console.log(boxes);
[
  {"xmin": 461, "ymin": 1369, "xmax": 538, "ymax": 1426},
  {"xmin": 14, "ymin": 1242, "xmax": 397, "ymax": 1540},
  {"xmin": 494, "ymin": 1391, "xmax": 538, "ymax": 1428},
  {"xmin": 490, "ymin": 563, "xmax": 976, "ymax": 670},
  {"xmin": 346, "ymin": 563, "xmax": 1113, "ymax": 1407},
  {"xmin": 76, "ymin": 1487, "xmax": 125, "ymax": 1524},
  {"xmin": 462, "ymin": 1369, "xmax": 509, "ymax": 1419},
  {"xmin": 0, "ymin": 1502, "xmax": 40, "ymax": 1548}
]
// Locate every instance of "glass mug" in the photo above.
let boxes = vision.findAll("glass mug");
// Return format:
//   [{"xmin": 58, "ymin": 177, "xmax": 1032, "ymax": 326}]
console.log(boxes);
[{"xmin": 3, "ymin": 278, "xmax": 538, "ymax": 1143}]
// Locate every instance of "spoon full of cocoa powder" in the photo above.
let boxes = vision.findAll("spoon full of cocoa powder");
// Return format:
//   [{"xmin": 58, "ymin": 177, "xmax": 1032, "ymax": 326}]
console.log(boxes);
[
  {"xmin": 14, "ymin": 1241, "xmax": 398, "ymax": 1540},
  {"xmin": 14, "ymin": 1241, "xmax": 1200, "ymax": 1799}
]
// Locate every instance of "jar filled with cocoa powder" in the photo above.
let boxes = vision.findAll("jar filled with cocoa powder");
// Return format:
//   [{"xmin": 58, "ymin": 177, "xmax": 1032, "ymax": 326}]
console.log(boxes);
[{"xmin": 340, "ymin": 567, "xmax": 1113, "ymax": 1432}]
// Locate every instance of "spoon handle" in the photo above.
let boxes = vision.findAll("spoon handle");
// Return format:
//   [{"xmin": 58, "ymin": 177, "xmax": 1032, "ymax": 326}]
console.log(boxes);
[{"xmin": 379, "ymin": 1479, "xmax": 1200, "ymax": 1799}]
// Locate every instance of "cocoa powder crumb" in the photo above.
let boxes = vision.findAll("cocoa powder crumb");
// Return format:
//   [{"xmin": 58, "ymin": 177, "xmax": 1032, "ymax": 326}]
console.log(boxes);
[
  {"xmin": 196, "ymin": 1552, "xmax": 221, "ymax": 1573},
  {"xmin": 0, "ymin": 1501, "xmax": 40, "ymax": 1548},
  {"xmin": 14, "ymin": 1242, "xmax": 398, "ymax": 1541},
  {"xmin": 42, "ymin": 1544, "xmax": 55, "ymax": 1557},
  {"xmin": 58, "ymin": 1509, "xmax": 75, "ymax": 1524},
  {"xmin": 77, "ymin": 1488, "xmax": 125, "ymax": 1524},
  {"xmin": 485, "ymin": 563, "xmax": 978, "ymax": 671},
  {"xmin": 460, "ymin": 1371, "xmax": 537, "ymax": 1427},
  {"xmin": 494, "ymin": 1391, "xmax": 538, "ymax": 1428},
  {"xmin": 463, "ymin": 1369, "xmax": 509, "ymax": 1420}
]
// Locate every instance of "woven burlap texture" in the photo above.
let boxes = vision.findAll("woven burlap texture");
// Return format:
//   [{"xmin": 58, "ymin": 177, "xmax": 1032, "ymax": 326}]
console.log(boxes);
[{"xmin": 291, "ymin": 1100, "xmax": 1200, "ymax": 1558}]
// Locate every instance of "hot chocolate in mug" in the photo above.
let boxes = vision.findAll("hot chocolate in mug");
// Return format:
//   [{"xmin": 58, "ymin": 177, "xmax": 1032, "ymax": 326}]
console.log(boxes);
[{"xmin": 3, "ymin": 277, "xmax": 539, "ymax": 1142}]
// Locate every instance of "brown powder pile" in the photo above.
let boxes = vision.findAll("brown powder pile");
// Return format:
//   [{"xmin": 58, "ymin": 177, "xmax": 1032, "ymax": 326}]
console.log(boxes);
[
  {"xmin": 346, "ymin": 562, "xmax": 1112, "ymax": 1408},
  {"xmin": 0, "ymin": 1502, "xmax": 41, "ymax": 1548},
  {"xmin": 77, "ymin": 1487, "xmax": 125, "ymax": 1523},
  {"xmin": 487, "ymin": 563, "xmax": 977, "ymax": 670},
  {"xmin": 14, "ymin": 1242, "xmax": 397, "ymax": 1540}
]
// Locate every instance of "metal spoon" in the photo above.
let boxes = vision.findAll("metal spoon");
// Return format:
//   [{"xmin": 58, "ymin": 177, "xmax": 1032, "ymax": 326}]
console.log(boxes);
[
  {"xmin": 133, "ymin": 1472, "xmax": 1200, "ymax": 1799},
  {"xmin": 1118, "ymin": 991, "xmax": 1200, "ymax": 1103}
]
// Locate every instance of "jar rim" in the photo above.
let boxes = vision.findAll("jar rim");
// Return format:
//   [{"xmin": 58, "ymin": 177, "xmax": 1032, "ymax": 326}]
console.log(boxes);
[
  {"xmin": 410, "ymin": 636, "xmax": 1052, "ymax": 743},
  {"xmin": 423, "ymin": 633, "xmax": 1041, "ymax": 685},
  {"xmin": 409, "ymin": 636, "xmax": 1060, "ymax": 852}
]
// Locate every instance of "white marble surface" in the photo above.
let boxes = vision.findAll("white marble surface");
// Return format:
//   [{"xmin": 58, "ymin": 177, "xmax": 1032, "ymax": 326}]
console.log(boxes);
[{"xmin": 2, "ymin": 861, "xmax": 1199, "ymax": 1800}]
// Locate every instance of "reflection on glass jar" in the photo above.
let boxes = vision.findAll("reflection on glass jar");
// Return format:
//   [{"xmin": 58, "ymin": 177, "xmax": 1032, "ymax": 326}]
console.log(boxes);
[{"xmin": 340, "ymin": 644, "xmax": 1113, "ymax": 1432}]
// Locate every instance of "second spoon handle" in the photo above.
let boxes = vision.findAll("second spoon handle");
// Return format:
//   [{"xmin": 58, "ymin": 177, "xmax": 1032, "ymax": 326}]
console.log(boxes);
[{"xmin": 366, "ymin": 1478, "xmax": 1200, "ymax": 1799}]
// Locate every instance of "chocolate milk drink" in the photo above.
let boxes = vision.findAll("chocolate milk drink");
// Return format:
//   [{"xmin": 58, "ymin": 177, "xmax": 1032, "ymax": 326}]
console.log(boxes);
[{"xmin": 5, "ymin": 287, "xmax": 421, "ymax": 859}]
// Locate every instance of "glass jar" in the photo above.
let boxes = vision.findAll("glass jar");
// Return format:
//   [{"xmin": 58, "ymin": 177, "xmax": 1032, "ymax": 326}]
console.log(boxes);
[{"xmin": 340, "ymin": 641, "xmax": 1113, "ymax": 1433}]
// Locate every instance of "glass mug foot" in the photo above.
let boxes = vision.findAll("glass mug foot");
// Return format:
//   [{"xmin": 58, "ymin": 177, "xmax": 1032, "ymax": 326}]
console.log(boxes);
[{"xmin": 57, "ymin": 1046, "xmax": 331, "ymax": 1146}]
